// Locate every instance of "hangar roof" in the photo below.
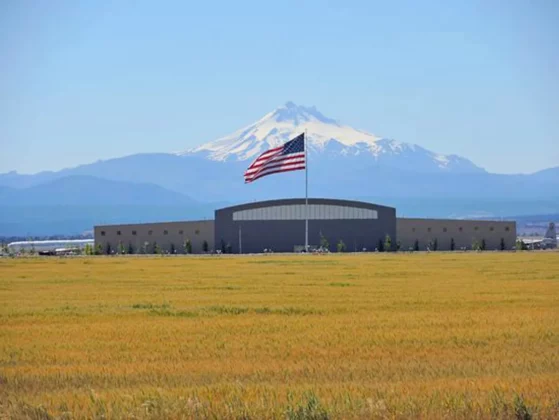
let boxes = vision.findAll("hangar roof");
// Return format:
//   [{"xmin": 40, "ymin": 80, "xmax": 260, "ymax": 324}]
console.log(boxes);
[{"xmin": 215, "ymin": 198, "xmax": 395, "ymax": 214}]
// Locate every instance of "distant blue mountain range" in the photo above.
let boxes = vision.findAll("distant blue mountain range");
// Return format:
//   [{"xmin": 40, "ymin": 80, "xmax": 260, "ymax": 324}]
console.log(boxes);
[{"xmin": 1, "ymin": 103, "xmax": 558, "ymax": 236}]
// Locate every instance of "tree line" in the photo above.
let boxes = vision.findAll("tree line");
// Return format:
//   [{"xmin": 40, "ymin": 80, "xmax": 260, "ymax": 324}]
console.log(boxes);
[{"xmin": 83, "ymin": 239, "xmax": 210, "ymax": 255}]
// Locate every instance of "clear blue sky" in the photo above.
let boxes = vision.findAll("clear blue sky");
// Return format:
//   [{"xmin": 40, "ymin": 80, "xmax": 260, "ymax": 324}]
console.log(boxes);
[{"xmin": 1, "ymin": 0, "xmax": 557, "ymax": 174}]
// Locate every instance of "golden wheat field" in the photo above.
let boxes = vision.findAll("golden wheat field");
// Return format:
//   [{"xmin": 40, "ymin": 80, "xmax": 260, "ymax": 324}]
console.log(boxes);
[{"xmin": 0, "ymin": 252, "xmax": 558, "ymax": 419}]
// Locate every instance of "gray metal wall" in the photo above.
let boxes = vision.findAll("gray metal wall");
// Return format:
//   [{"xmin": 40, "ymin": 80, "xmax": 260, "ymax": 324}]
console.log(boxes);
[
  {"xmin": 397, "ymin": 218, "xmax": 517, "ymax": 251},
  {"xmin": 94, "ymin": 220, "xmax": 214, "ymax": 254},
  {"xmin": 215, "ymin": 199, "xmax": 396, "ymax": 253}
]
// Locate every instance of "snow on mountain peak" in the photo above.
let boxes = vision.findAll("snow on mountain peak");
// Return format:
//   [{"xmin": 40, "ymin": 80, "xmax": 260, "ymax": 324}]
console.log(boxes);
[
  {"xmin": 272, "ymin": 101, "xmax": 338, "ymax": 125},
  {"xmin": 177, "ymin": 102, "xmax": 484, "ymax": 173},
  {"xmin": 178, "ymin": 102, "xmax": 383, "ymax": 161}
]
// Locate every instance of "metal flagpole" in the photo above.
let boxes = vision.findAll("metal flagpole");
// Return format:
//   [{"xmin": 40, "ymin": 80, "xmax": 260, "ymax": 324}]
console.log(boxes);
[
  {"xmin": 305, "ymin": 130, "xmax": 308, "ymax": 252},
  {"xmin": 238, "ymin": 224, "xmax": 242, "ymax": 254}
]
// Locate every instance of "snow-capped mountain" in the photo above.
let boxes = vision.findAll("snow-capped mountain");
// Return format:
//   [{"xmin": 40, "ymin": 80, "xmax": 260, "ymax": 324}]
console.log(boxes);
[
  {"xmin": 178, "ymin": 101, "xmax": 484, "ymax": 173},
  {"xmin": 2, "ymin": 100, "xmax": 558, "ymax": 235}
]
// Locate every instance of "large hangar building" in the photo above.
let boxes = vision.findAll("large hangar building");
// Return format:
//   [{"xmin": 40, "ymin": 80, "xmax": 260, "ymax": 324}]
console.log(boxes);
[
  {"xmin": 94, "ymin": 198, "xmax": 516, "ymax": 254},
  {"xmin": 216, "ymin": 199, "xmax": 395, "ymax": 253}
]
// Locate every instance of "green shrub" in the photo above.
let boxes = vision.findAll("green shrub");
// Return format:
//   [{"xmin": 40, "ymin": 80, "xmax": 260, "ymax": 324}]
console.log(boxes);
[
  {"xmin": 319, "ymin": 232, "xmax": 329, "ymax": 251},
  {"xmin": 384, "ymin": 235, "xmax": 392, "ymax": 252},
  {"xmin": 336, "ymin": 240, "xmax": 346, "ymax": 253},
  {"xmin": 286, "ymin": 392, "xmax": 330, "ymax": 420},
  {"xmin": 513, "ymin": 394, "xmax": 532, "ymax": 420},
  {"xmin": 184, "ymin": 239, "xmax": 192, "ymax": 254}
]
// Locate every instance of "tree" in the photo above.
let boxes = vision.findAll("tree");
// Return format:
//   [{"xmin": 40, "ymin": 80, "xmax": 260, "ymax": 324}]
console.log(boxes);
[
  {"xmin": 202, "ymin": 240, "xmax": 209, "ymax": 253},
  {"xmin": 170, "ymin": 243, "xmax": 176, "ymax": 254},
  {"xmin": 396, "ymin": 241, "xmax": 401, "ymax": 251},
  {"xmin": 153, "ymin": 242, "xmax": 161, "ymax": 255},
  {"xmin": 432, "ymin": 238, "xmax": 438, "ymax": 251},
  {"xmin": 118, "ymin": 241, "xmax": 126, "ymax": 255},
  {"xmin": 128, "ymin": 243, "xmax": 134, "ymax": 255},
  {"xmin": 384, "ymin": 235, "xmax": 392, "ymax": 252},
  {"xmin": 95, "ymin": 244, "xmax": 103, "ymax": 255},
  {"xmin": 515, "ymin": 239, "xmax": 527, "ymax": 251},
  {"xmin": 141, "ymin": 242, "xmax": 149, "ymax": 255},
  {"xmin": 472, "ymin": 240, "xmax": 481, "ymax": 251},
  {"xmin": 319, "ymin": 232, "xmax": 329, "ymax": 251},
  {"xmin": 336, "ymin": 239, "xmax": 346, "ymax": 253},
  {"xmin": 480, "ymin": 239, "xmax": 486, "ymax": 251},
  {"xmin": 105, "ymin": 243, "xmax": 112, "ymax": 255},
  {"xmin": 220, "ymin": 239, "xmax": 226, "ymax": 254},
  {"xmin": 500, "ymin": 238, "xmax": 506, "ymax": 251},
  {"xmin": 184, "ymin": 239, "xmax": 192, "ymax": 254},
  {"xmin": 413, "ymin": 240, "xmax": 419, "ymax": 252},
  {"xmin": 450, "ymin": 237, "xmax": 455, "ymax": 251},
  {"xmin": 377, "ymin": 238, "xmax": 384, "ymax": 252},
  {"xmin": 226, "ymin": 243, "xmax": 233, "ymax": 254}
]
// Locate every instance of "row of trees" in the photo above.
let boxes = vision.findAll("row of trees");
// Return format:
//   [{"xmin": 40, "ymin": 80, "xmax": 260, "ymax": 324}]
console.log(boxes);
[
  {"xmin": 399, "ymin": 237, "xmax": 507, "ymax": 252},
  {"xmin": 0, "ymin": 236, "xmax": 529, "ymax": 257},
  {"xmin": 90, "ymin": 239, "xmax": 210, "ymax": 255},
  {"xmin": 1, "ymin": 243, "xmax": 39, "ymax": 255},
  {"xmin": 318, "ymin": 233, "xmax": 509, "ymax": 252}
]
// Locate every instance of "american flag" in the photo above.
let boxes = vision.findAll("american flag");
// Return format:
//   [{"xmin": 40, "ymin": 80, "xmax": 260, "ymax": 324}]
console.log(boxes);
[{"xmin": 244, "ymin": 133, "xmax": 306, "ymax": 183}]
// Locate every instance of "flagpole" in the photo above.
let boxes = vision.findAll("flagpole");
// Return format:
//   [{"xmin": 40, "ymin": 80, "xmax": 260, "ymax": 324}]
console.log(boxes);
[{"xmin": 305, "ymin": 129, "xmax": 308, "ymax": 252}]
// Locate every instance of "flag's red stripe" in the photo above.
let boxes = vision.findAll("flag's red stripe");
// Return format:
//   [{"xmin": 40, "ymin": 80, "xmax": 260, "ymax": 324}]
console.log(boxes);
[
  {"xmin": 247, "ymin": 151, "xmax": 286, "ymax": 169},
  {"xmin": 246, "ymin": 165, "xmax": 306, "ymax": 183},
  {"xmin": 245, "ymin": 163, "xmax": 306, "ymax": 180},
  {"xmin": 244, "ymin": 154, "xmax": 306, "ymax": 175},
  {"xmin": 245, "ymin": 153, "xmax": 305, "ymax": 178},
  {"xmin": 245, "ymin": 162, "xmax": 305, "ymax": 179},
  {"xmin": 249, "ymin": 151, "xmax": 304, "ymax": 166},
  {"xmin": 249, "ymin": 146, "xmax": 283, "ymax": 163},
  {"xmin": 245, "ymin": 158, "xmax": 306, "ymax": 178},
  {"xmin": 245, "ymin": 159, "xmax": 306, "ymax": 177},
  {"xmin": 246, "ymin": 151, "xmax": 282, "ymax": 170}
]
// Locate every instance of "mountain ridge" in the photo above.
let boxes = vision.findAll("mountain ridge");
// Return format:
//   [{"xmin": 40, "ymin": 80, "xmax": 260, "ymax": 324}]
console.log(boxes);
[
  {"xmin": 0, "ymin": 175, "xmax": 197, "ymax": 206},
  {"xmin": 178, "ymin": 102, "xmax": 485, "ymax": 174},
  {"xmin": 0, "ymin": 102, "xmax": 557, "ymax": 235}
]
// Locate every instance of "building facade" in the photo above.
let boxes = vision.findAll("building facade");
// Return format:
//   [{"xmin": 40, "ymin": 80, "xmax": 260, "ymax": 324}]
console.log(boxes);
[
  {"xmin": 94, "ymin": 220, "xmax": 214, "ymax": 254},
  {"xmin": 93, "ymin": 199, "xmax": 517, "ymax": 254},
  {"xmin": 397, "ymin": 218, "xmax": 516, "ymax": 251},
  {"xmin": 215, "ymin": 198, "xmax": 396, "ymax": 253}
]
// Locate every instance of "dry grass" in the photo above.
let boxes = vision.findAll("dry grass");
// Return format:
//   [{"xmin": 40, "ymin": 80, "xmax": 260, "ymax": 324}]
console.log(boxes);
[{"xmin": 0, "ymin": 252, "xmax": 558, "ymax": 419}]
